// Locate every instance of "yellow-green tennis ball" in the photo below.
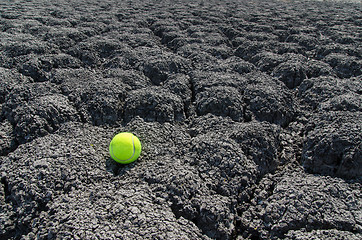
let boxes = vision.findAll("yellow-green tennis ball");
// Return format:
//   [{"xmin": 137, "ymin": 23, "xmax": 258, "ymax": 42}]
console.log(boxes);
[{"xmin": 109, "ymin": 132, "xmax": 141, "ymax": 164}]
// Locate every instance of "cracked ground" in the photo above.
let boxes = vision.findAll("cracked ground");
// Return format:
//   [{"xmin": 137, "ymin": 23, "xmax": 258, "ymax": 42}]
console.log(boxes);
[{"xmin": 0, "ymin": 0, "xmax": 361, "ymax": 239}]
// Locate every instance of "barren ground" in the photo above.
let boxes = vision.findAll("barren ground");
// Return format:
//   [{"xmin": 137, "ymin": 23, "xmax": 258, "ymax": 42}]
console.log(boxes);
[{"xmin": 0, "ymin": 0, "xmax": 361, "ymax": 239}]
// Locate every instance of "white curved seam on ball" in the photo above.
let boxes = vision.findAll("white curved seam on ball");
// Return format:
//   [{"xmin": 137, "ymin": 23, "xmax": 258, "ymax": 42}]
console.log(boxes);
[{"xmin": 110, "ymin": 135, "xmax": 136, "ymax": 162}]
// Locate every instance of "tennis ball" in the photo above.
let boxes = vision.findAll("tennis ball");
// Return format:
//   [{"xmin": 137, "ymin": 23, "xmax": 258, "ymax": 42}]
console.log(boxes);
[{"xmin": 109, "ymin": 132, "xmax": 141, "ymax": 164}]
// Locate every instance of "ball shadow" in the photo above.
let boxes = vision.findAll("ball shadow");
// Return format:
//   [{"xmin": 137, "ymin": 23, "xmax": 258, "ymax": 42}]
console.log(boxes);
[{"xmin": 105, "ymin": 157, "xmax": 137, "ymax": 177}]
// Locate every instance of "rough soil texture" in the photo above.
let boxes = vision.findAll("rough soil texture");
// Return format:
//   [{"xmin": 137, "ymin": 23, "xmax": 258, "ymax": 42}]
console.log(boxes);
[{"xmin": 0, "ymin": 0, "xmax": 361, "ymax": 239}]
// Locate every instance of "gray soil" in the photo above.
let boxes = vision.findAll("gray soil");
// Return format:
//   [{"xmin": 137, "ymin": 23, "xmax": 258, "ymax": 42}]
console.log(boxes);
[{"xmin": 0, "ymin": 0, "xmax": 361, "ymax": 239}]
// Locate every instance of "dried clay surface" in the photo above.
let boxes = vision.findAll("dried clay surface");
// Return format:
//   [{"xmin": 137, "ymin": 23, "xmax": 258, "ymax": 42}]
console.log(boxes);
[{"xmin": 0, "ymin": 0, "xmax": 361, "ymax": 239}]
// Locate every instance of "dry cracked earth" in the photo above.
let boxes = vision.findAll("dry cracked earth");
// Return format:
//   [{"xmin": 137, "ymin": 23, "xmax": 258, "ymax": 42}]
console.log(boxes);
[{"xmin": 0, "ymin": 0, "xmax": 361, "ymax": 239}]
